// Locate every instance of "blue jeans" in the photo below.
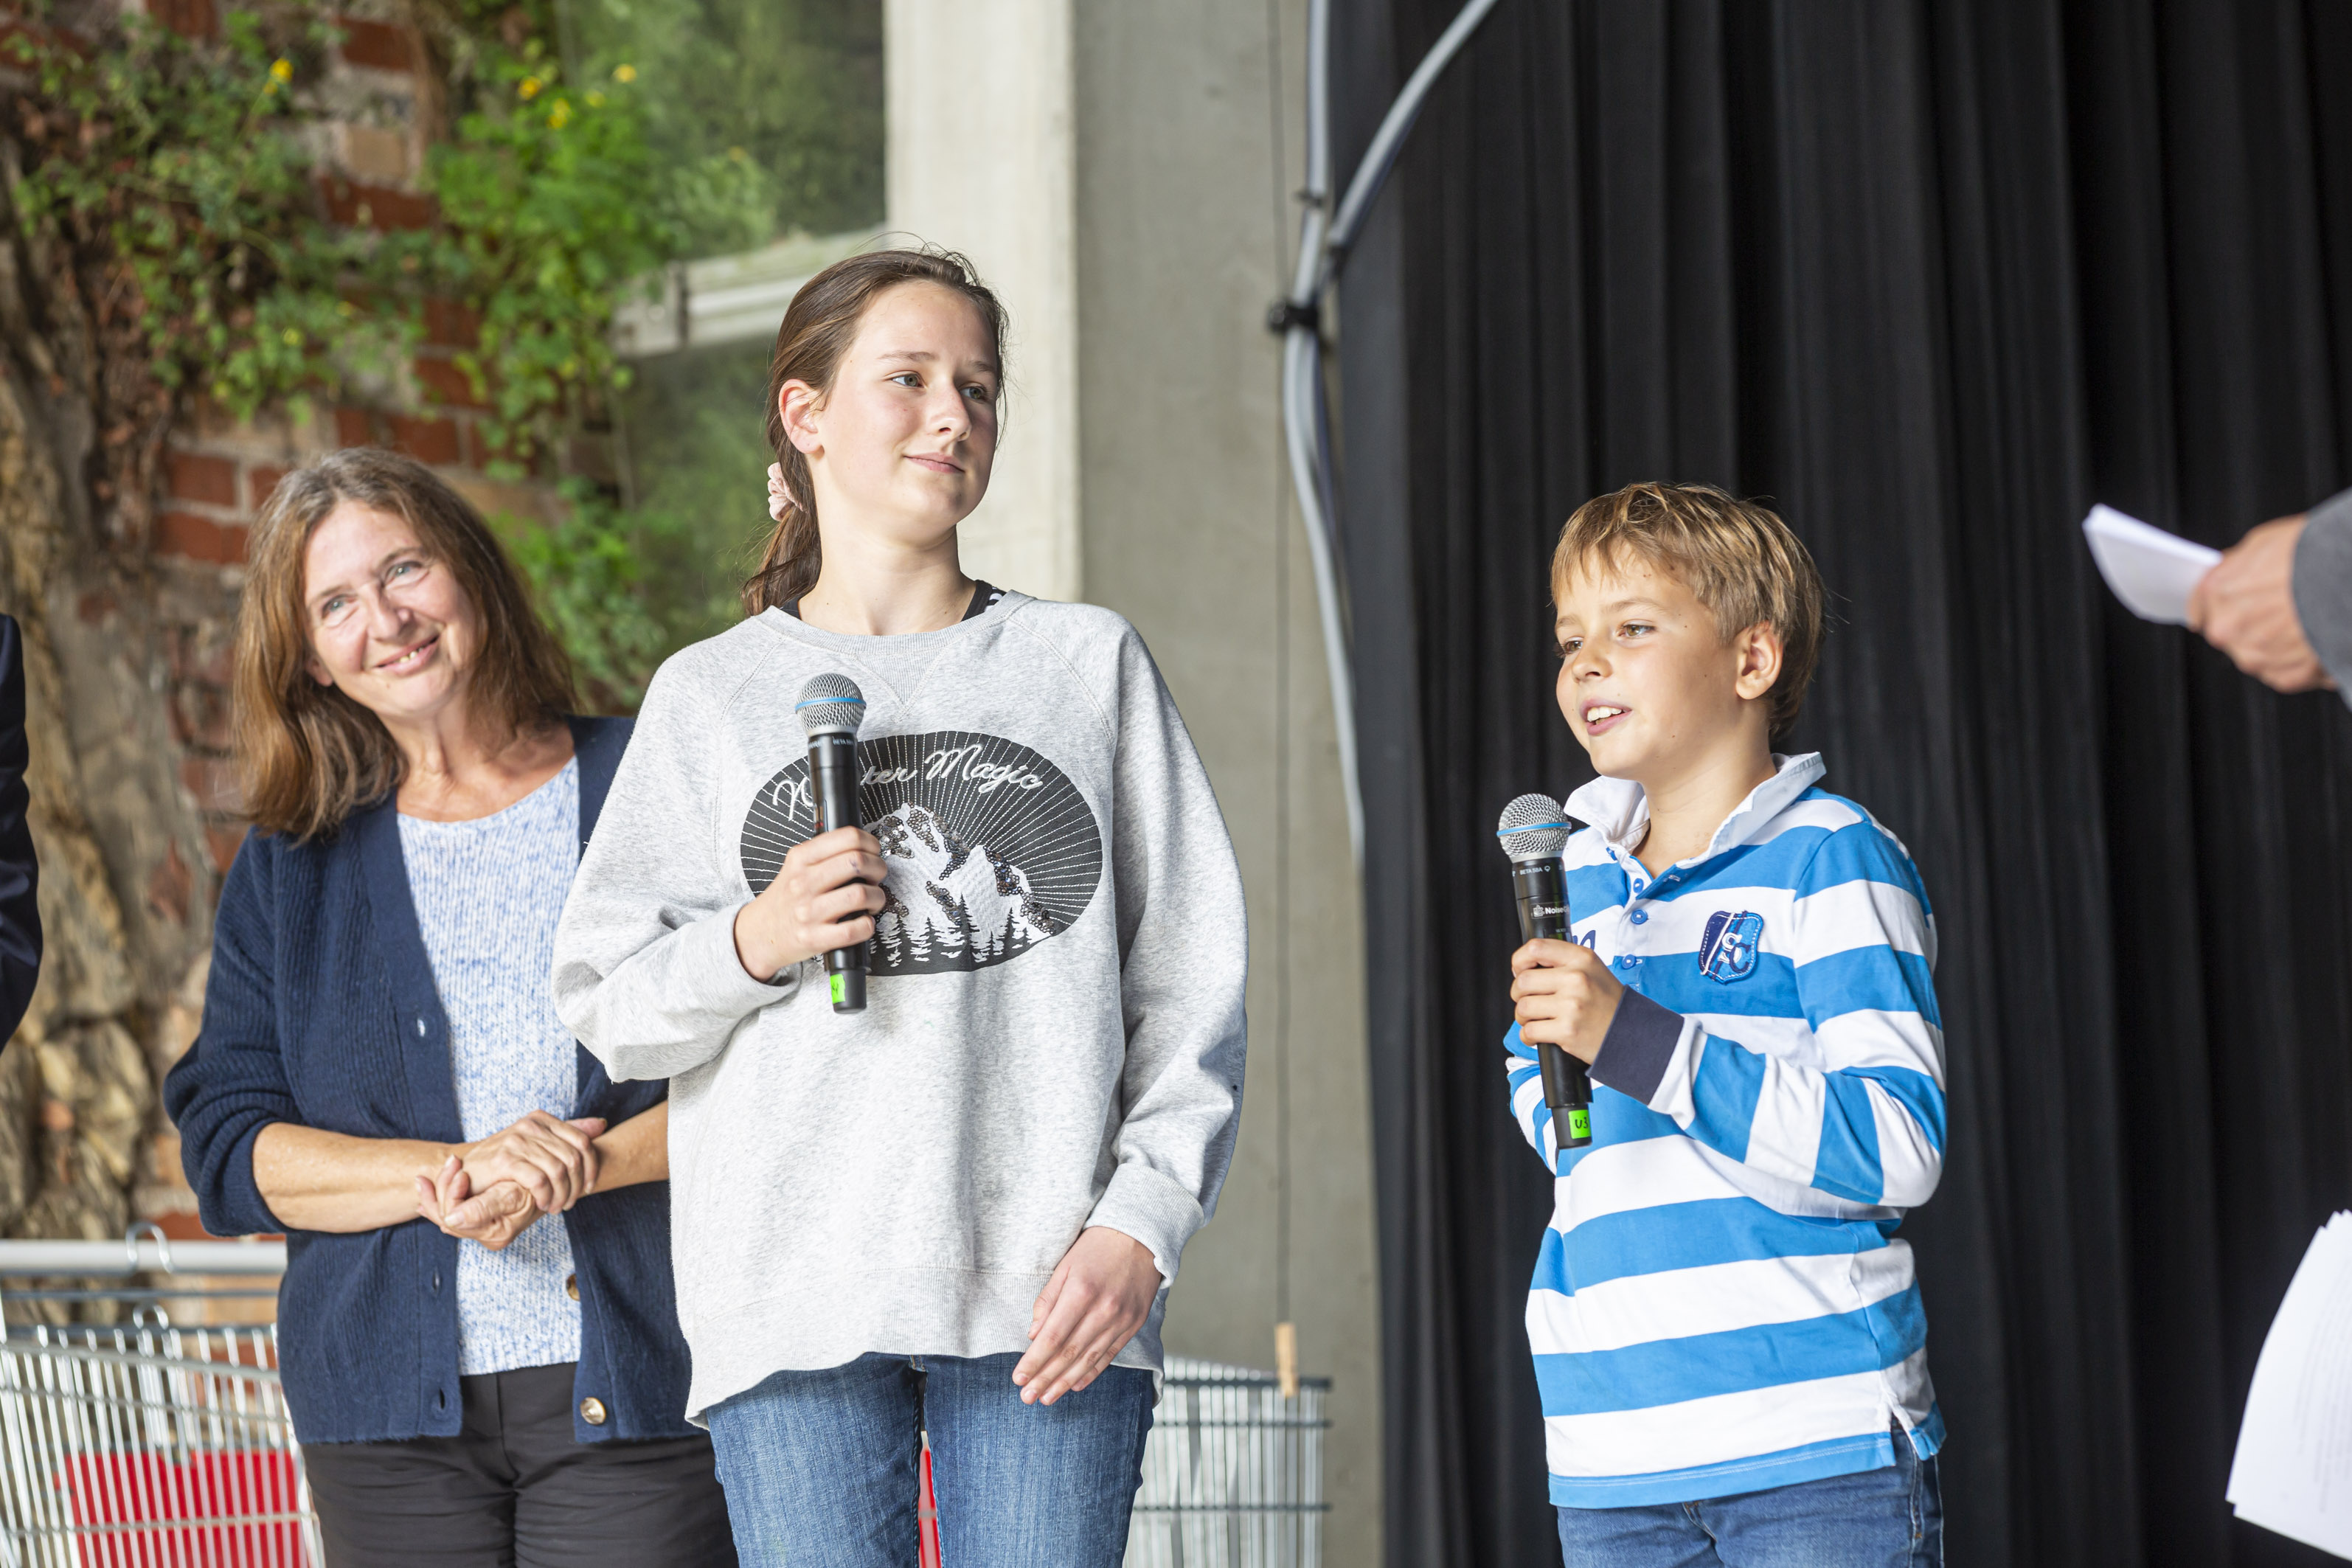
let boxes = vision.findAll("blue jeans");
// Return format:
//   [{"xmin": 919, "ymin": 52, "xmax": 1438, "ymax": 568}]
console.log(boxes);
[
  {"xmin": 1555, "ymin": 1426, "xmax": 1943, "ymax": 1567},
  {"xmin": 707, "ymin": 1352, "xmax": 1154, "ymax": 1567}
]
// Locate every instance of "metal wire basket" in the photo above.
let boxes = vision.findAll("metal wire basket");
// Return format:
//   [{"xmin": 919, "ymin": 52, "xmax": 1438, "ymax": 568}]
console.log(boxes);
[
  {"xmin": 0, "ymin": 1227, "xmax": 313, "ymax": 1567},
  {"xmin": 1125, "ymin": 1357, "xmax": 1331, "ymax": 1568},
  {"xmin": 1, "ymin": 1234, "xmax": 1331, "ymax": 1567}
]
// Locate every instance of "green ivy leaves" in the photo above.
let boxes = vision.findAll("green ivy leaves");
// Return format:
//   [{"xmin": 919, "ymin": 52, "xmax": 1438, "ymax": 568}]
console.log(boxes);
[
  {"xmin": 414, "ymin": 47, "xmax": 677, "ymax": 470},
  {"xmin": 6, "ymin": 7, "xmax": 395, "ymax": 417},
  {"xmin": 4, "ymin": 0, "xmax": 870, "ymax": 710},
  {"xmin": 4, "ymin": 5, "xmax": 683, "ymax": 467}
]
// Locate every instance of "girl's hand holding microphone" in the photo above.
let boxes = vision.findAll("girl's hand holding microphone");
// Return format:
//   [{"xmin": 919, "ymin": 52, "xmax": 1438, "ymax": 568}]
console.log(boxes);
[{"xmin": 732, "ymin": 826, "xmax": 887, "ymax": 980}]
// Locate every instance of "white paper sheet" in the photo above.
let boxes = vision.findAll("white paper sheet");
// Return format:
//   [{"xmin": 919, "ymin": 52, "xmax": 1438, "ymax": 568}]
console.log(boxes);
[
  {"xmin": 2082, "ymin": 504, "xmax": 2221, "ymax": 625},
  {"xmin": 2228, "ymin": 1212, "xmax": 2352, "ymax": 1559}
]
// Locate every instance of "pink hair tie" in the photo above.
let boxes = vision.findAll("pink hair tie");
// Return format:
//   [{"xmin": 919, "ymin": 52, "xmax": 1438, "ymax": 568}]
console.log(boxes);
[{"xmin": 766, "ymin": 462, "xmax": 797, "ymax": 521}]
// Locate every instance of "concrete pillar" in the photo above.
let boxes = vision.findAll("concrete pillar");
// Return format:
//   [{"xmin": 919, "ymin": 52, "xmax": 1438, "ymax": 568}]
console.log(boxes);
[
  {"xmin": 1070, "ymin": 8, "xmax": 1379, "ymax": 1562},
  {"xmin": 884, "ymin": 0, "xmax": 1082, "ymax": 603},
  {"xmin": 886, "ymin": 4, "xmax": 1380, "ymax": 1558}
]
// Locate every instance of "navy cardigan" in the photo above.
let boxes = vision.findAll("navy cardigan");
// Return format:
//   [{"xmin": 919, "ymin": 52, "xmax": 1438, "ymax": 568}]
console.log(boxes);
[{"xmin": 164, "ymin": 718, "xmax": 694, "ymax": 1446}]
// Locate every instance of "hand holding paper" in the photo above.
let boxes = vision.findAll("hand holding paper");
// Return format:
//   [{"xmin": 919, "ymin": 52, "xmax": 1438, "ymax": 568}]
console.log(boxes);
[
  {"xmin": 2082, "ymin": 504, "xmax": 2331, "ymax": 691},
  {"xmin": 2081, "ymin": 504, "xmax": 2220, "ymax": 625},
  {"xmin": 2190, "ymin": 513, "xmax": 2331, "ymax": 692}
]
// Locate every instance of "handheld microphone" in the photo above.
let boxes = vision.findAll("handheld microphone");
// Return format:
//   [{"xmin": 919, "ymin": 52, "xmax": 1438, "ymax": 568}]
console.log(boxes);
[
  {"xmin": 797, "ymin": 673, "xmax": 870, "ymax": 1013},
  {"xmin": 1497, "ymin": 793, "xmax": 1593, "ymax": 1151}
]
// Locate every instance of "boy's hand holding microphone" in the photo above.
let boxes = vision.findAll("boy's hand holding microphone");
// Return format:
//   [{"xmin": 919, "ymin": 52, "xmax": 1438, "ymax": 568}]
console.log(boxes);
[
  {"xmin": 1510, "ymin": 937, "xmax": 1624, "ymax": 1066},
  {"xmin": 1496, "ymin": 795, "xmax": 1618, "ymax": 1150}
]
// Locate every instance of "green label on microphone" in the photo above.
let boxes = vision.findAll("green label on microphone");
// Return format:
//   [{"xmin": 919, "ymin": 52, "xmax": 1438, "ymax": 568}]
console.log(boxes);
[
  {"xmin": 830, "ymin": 973, "xmax": 847, "ymax": 1006},
  {"xmin": 1567, "ymin": 1106, "xmax": 1592, "ymax": 1142}
]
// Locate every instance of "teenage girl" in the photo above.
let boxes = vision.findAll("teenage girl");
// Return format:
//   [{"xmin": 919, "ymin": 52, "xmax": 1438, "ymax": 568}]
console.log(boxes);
[{"xmin": 551, "ymin": 247, "xmax": 1248, "ymax": 1566}]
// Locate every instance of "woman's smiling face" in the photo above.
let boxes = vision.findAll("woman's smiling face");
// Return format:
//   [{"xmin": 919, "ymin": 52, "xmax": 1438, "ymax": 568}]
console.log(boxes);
[{"xmin": 302, "ymin": 499, "xmax": 481, "ymax": 727}]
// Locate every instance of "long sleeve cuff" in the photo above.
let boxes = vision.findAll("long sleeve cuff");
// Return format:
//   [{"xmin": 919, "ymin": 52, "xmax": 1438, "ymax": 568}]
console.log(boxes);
[
  {"xmin": 2294, "ymin": 488, "xmax": 2352, "ymax": 707},
  {"xmin": 216, "ymin": 1118, "xmax": 288, "ymax": 1238},
  {"xmin": 1085, "ymin": 1161, "xmax": 1206, "ymax": 1291},
  {"xmin": 564, "ymin": 906, "xmax": 802, "ymax": 1083},
  {"xmin": 1588, "ymin": 988, "xmax": 1685, "ymax": 1106},
  {"xmin": 687, "ymin": 902, "xmax": 806, "ymax": 1001}
]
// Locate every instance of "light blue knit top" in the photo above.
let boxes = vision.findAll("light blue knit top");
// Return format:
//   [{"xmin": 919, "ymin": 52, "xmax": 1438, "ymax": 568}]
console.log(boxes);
[{"xmin": 399, "ymin": 759, "xmax": 583, "ymax": 1376}]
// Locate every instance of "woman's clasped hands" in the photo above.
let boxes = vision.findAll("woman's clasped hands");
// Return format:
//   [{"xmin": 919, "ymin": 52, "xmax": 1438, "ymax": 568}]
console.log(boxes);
[{"xmin": 414, "ymin": 1109, "xmax": 606, "ymax": 1252}]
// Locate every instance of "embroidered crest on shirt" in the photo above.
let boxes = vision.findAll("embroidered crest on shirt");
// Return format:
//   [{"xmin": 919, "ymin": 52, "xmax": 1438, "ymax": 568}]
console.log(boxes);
[
  {"xmin": 1698, "ymin": 909, "xmax": 1764, "ymax": 983},
  {"xmin": 740, "ymin": 730, "xmax": 1103, "ymax": 976}
]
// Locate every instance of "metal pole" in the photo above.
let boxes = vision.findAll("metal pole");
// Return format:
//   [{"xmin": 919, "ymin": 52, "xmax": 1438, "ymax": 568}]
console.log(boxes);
[{"xmin": 1274, "ymin": 0, "xmax": 1511, "ymax": 870}]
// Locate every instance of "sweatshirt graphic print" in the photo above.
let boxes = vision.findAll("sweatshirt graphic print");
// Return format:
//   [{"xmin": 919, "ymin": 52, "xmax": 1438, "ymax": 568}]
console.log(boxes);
[
  {"xmin": 740, "ymin": 732, "xmax": 1103, "ymax": 974},
  {"xmin": 552, "ymin": 592, "xmax": 1248, "ymax": 1425}
]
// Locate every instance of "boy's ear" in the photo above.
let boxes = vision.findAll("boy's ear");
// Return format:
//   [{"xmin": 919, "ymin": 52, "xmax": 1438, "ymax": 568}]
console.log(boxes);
[{"xmin": 1732, "ymin": 621, "xmax": 1784, "ymax": 703}]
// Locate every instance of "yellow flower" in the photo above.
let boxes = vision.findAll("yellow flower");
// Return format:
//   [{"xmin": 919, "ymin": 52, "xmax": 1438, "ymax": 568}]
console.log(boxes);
[
  {"xmin": 269, "ymin": 58, "xmax": 292, "ymax": 82},
  {"xmin": 547, "ymin": 100, "xmax": 572, "ymax": 129},
  {"xmin": 611, "ymin": 63, "xmax": 636, "ymax": 83},
  {"xmin": 518, "ymin": 75, "xmax": 542, "ymax": 100},
  {"xmin": 280, "ymin": 327, "xmax": 302, "ymax": 347},
  {"xmin": 585, "ymin": 91, "xmax": 605, "ymax": 108}
]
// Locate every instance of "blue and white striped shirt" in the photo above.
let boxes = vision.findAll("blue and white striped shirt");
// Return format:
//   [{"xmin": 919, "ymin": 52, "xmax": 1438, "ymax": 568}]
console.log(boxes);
[{"xmin": 1507, "ymin": 752, "xmax": 1946, "ymax": 1509}]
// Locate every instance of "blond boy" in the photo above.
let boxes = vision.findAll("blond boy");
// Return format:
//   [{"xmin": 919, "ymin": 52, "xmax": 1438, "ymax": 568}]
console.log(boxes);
[{"xmin": 1508, "ymin": 482, "xmax": 1946, "ymax": 1565}]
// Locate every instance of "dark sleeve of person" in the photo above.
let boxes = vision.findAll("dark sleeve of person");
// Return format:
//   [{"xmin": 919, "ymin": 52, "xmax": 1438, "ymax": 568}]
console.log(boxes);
[
  {"xmin": 162, "ymin": 832, "xmax": 293, "ymax": 1238},
  {"xmin": 0, "ymin": 615, "xmax": 43, "ymax": 1049},
  {"xmin": 2293, "ymin": 489, "xmax": 2352, "ymax": 709}
]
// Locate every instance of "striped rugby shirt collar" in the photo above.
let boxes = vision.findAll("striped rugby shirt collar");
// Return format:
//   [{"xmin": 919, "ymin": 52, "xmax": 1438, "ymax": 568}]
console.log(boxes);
[{"xmin": 1565, "ymin": 751, "xmax": 1828, "ymax": 875}]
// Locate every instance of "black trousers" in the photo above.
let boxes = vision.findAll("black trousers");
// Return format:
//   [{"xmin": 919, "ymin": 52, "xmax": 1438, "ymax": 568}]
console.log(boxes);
[{"xmin": 302, "ymin": 1362, "xmax": 737, "ymax": 1567}]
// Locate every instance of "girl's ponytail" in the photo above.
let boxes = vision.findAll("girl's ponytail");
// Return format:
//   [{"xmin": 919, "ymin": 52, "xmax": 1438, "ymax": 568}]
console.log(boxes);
[{"xmin": 742, "ymin": 246, "xmax": 1008, "ymax": 616}]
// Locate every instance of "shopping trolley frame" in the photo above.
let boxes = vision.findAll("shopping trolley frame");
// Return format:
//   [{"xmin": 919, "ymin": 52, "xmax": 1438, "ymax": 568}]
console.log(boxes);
[{"xmin": 0, "ymin": 1225, "xmax": 313, "ymax": 1567}]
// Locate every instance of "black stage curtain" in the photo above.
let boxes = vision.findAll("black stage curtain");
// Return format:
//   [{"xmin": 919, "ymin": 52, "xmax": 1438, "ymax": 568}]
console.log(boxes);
[{"xmin": 1333, "ymin": 4, "xmax": 2352, "ymax": 1564}]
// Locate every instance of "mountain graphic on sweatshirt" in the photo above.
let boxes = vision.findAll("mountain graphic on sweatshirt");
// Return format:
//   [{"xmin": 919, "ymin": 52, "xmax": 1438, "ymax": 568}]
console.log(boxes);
[
  {"xmin": 872, "ymin": 803, "xmax": 1058, "ymax": 969},
  {"xmin": 739, "ymin": 728, "xmax": 1104, "ymax": 976}
]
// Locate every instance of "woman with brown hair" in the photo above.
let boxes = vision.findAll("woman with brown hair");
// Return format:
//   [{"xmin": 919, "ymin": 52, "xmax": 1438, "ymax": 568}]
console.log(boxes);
[{"xmin": 162, "ymin": 448, "xmax": 734, "ymax": 1567}]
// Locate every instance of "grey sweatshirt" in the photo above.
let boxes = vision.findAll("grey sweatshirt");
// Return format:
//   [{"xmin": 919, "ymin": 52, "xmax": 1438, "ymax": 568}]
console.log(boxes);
[{"xmin": 551, "ymin": 593, "xmax": 1247, "ymax": 1421}]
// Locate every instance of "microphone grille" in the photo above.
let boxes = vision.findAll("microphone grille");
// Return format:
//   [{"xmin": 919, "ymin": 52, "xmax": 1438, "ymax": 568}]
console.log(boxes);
[
  {"xmin": 1496, "ymin": 793, "xmax": 1572, "ymax": 861},
  {"xmin": 796, "ymin": 673, "xmax": 867, "ymax": 736}
]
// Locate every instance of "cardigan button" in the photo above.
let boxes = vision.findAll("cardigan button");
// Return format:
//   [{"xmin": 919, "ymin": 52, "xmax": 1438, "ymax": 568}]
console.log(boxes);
[
  {"xmin": 565, "ymin": 1273, "xmax": 579, "ymax": 1302},
  {"xmin": 578, "ymin": 1396, "xmax": 607, "ymax": 1426}
]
